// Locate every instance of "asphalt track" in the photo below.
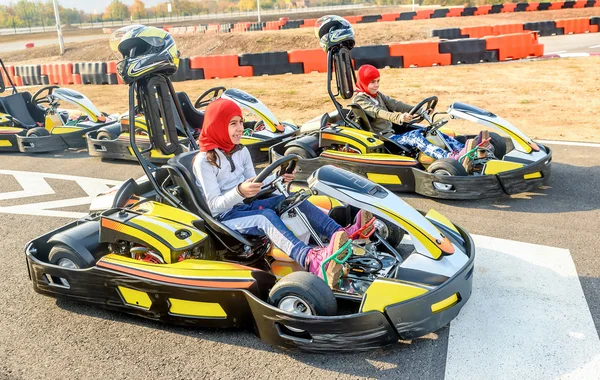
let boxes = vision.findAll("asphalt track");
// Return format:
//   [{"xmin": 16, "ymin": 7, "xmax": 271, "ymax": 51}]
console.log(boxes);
[{"xmin": 0, "ymin": 139, "xmax": 598, "ymax": 380}]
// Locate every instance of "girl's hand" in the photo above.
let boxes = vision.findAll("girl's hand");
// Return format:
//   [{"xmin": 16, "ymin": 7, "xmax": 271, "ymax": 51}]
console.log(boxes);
[
  {"xmin": 238, "ymin": 177, "xmax": 262, "ymax": 198},
  {"xmin": 282, "ymin": 171, "xmax": 295, "ymax": 184}
]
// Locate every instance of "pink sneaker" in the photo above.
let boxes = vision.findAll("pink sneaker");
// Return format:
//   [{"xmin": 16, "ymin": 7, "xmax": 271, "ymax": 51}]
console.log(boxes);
[
  {"xmin": 449, "ymin": 139, "xmax": 476, "ymax": 173},
  {"xmin": 305, "ymin": 231, "xmax": 349, "ymax": 287},
  {"xmin": 344, "ymin": 210, "xmax": 375, "ymax": 239}
]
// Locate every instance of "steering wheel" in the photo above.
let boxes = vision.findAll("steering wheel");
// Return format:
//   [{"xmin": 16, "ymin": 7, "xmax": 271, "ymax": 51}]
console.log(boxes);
[
  {"xmin": 194, "ymin": 86, "xmax": 226, "ymax": 109},
  {"xmin": 32, "ymin": 85, "xmax": 60, "ymax": 106},
  {"xmin": 244, "ymin": 155, "xmax": 298, "ymax": 204},
  {"xmin": 408, "ymin": 96, "xmax": 438, "ymax": 124}
]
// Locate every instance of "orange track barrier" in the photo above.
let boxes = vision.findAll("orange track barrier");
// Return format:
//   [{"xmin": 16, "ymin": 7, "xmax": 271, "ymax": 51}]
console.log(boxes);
[
  {"xmin": 389, "ymin": 41, "xmax": 451, "ymax": 68},
  {"xmin": 596, "ymin": 0, "xmax": 600, "ymax": 7},
  {"xmin": 72, "ymin": 74, "xmax": 82, "ymax": 85},
  {"xmin": 502, "ymin": 3, "xmax": 517, "ymax": 12},
  {"xmin": 107, "ymin": 61, "xmax": 124, "ymax": 84},
  {"xmin": 474, "ymin": 5, "xmax": 492, "ymax": 15},
  {"xmin": 526, "ymin": 2, "xmax": 539, "ymax": 11},
  {"xmin": 41, "ymin": 63, "xmax": 74, "ymax": 85},
  {"xmin": 344, "ymin": 15, "xmax": 363, "ymax": 24},
  {"xmin": 288, "ymin": 49, "xmax": 328, "ymax": 73},
  {"xmin": 492, "ymin": 23, "xmax": 524, "ymax": 35},
  {"xmin": 13, "ymin": 76, "xmax": 23, "ymax": 87},
  {"xmin": 447, "ymin": 7, "xmax": 465, "ymax": 17},
  {"xmin": 573, "ymin": 0, "xmax": 587, "ymax": 8},
  {"xmin": 300, "ymin": 18, "xmax": 317, "ymax": 28},
  {"xmin": 548, "ymin": 1, "xmax": 565, "ymax": 10},
  {"xmin": 484, "ymin": 32, "xmax": 544, "ymax": 61},
  {"xmin": 0, "ymin": 65, "xmax": 15, "ymax": 86},
  {"xmin": 461, "ymin": 25, "xmax": 494, "ymax": 38},
  {"xmin": 378, "ymin": 13, "xmax": 400, "ymax": 22},
  {"xmin": 414, "ymin": 9, "xmax": 434, "ymax": 20},
  {"xmin": 556, "ymin": 18, "xmax": 597, "ymax": 34},
  {"xmin": 189, "ymin": 55, "xmax": 253, "ymax": 79}
]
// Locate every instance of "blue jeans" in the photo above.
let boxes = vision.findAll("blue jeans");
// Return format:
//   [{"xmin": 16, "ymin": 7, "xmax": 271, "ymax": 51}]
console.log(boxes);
[
  {"xmin": 390, "ymin": 129, "xmax": 464, "ymax": 160},
  {"xmin": 220, "ymin": 195, "xmax": 342, "ymax": 266}
]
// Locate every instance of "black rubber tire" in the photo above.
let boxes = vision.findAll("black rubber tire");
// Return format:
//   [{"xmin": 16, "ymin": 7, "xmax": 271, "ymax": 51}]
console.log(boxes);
[
  {"xmin": 489, "ymin": 132, "xmax": 507, "ymax": 159},
  {"xmin": 268, "ymin": 271, "xmax": 337, "ymax": 316},
  {"xmin": 376, "ymin": 218, "xmax": 405, "ymax": 249},
  {"xmin": 96, "ymin": 130, "xmax": 118, "ymax": 141},
  {"xmin": 284, "ymin": 146, "xmax": 313, "ymax": 159},
  {"xmin": 427, "ymin": 158, "xmax": 468, "ymax": 176},
  {"xmin": 48, "ymin": 244, "xmax": 89, "ymax": 269},
  {"xmin": 26, "ymin": 127, "xmax": 50, "ymax": 137}
]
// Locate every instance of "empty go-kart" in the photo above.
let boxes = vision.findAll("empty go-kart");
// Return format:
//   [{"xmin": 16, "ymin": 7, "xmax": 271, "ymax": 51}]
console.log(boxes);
[
  {"xmin": 86, "ymin": 86, "xmax": 298, "ymax": 164},
  {"xmin": 275, "ymin": 16, "xmax": 551, "ymax": 199},
  {"xmin": 0, "ymin": 59, "xmax": 119, "ymax": 153}
]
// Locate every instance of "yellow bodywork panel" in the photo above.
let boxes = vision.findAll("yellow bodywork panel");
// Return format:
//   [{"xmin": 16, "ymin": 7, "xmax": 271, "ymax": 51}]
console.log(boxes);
[
  {"xmin": 101, "ymin": 218, "xmax": 171, "ymax": 261},
  {"xmin": 366, "ymin": 173, "xmax": 402, "ymax": 185},
  {"xmin": 240, "ymin": 136, "xmax": 261, "ymax": 145},
  {"xmin": 0, "ymin": 127, "xmax": 22, "ymax": 132},
  {"xmin": 131, "ymin": 201, "xmax": 200, "ymax": 228},
  {"xmin": 524, "ymin": 172, "xmax": 542, "ymax": 180},
  {"xmin": 128, "ymin": 215, "xmax": 206, "ymax": 253},
  {"xmin": 100, "ymin": 254, "xmax": 255, "ymax": 279},
  {"xmin": 425, "ymin": 209, "xmax": 459, "ymax": 233},
  {"xmin": 483, "ymin": 160, "xmax": 525, "ymax": 175},
  {"xmin": 491, "ymin": 122, "xmax": 532, "ymax": 153},
  {"xmin": 127, "ymin": 146, "xmax": 172, "ymax": 159},
  {"xmin": 307, "ymin": 195, "xmax": 343, "ymax": 212},
  {"xmin": 0, "ymin": 140, "xmax": 13, "ymax": 147},
  {"xmin": 361, "ymin": 280, "xmax": 428, "ymax": 313},
  {"xmin": 168, "ymin": 298, "xmax": 227, "ymax": 318},
  {"xmin": 118, "ymin": 286, "xmax": 152, "ymax": 309},
  {"xmin": 431, "ymin": 293, "xmax": 459, "ymax": 313},
  {"xmin": 50, "ymin": 127, "xmax": 81, "ymax": 135},
  {"xmin": 322, "ymin": 150, "xmax": 415, "ymax": 162}
]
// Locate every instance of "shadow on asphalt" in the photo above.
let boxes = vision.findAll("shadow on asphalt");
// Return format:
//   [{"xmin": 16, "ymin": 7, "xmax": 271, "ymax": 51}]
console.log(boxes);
[
  {"xmin": 55, "ymin": 297, "xmax": 449, "ymax": 379},
  {"xmin": 403, "ymin": 162, "xmax": 599, "ymax": 214}
]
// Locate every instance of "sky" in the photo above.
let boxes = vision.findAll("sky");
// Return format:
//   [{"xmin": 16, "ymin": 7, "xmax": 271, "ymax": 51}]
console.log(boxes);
[{"xmin": 0, "ymin": 1, "xmax": 166, "ymax": 13}]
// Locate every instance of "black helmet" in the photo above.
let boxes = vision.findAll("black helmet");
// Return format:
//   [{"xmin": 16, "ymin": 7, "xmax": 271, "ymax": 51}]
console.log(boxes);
[
  {"xmin": 314, "ymin": 15, "xmax": 355, "ymax": 52},
  {"xmin": 110, "ymin": 25, "xmax": 180, "ymax": 84}
]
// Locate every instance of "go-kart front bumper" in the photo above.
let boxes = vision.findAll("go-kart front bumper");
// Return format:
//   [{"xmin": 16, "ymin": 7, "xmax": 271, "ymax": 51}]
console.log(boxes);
[{"xmin": 413, "ymin": 144, "xmax": 552, "ymax": 199}]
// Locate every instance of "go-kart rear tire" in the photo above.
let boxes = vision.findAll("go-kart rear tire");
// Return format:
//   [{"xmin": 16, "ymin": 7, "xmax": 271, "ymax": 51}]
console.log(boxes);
[
  {"xmin": 269, "ymin": 271, "xmax": 337, "ymax": 316},
  {"xmin": 427, "ymin": 158, "xmax": 468, "ymax": 176},
  {"xmin": 489, "ymin": 132, "xmax": 506, "ymax": 159},
  {"xmin": 48, "ymin": 244, "xmax": 88, "ymax": 269},
  {"xmin": 375, "ymin": 218, "xmax": 405, "ymax": 249},
  {"xmin": 284, "ymin": 146, "xmax": 312, "ymax": 159},
  {"xmin": 26, "ymin": 127, "xmax": 50, "ymax": 137},
  {"xmin": 96, "ymin": 130, "xmax": 117, "ymax": 141}
]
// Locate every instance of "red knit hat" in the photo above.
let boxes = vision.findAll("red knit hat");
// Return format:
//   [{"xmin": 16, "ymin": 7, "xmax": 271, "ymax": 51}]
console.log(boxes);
[
  {"xmin": 356, "ymin": 64, "xmax": 380, "ymax": 97},
  {"xmin": 198, "ymin": 98, "xmax": 243, "ymax": 153}
]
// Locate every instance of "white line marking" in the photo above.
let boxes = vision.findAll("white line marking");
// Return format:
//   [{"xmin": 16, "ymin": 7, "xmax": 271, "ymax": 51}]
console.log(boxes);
[
  {"xmin": 545, "ymin": 50, "xmax": 567, "ymax": 54},
  {"xmin": 0, "ymin": 170, "xmax": 123, "ymax": 218},
  {"xmin": 557, "ymin": 52, "xmax": 591, "ymax": 58},
  {"xmin": 536, "ymin": 139, "xmax": 600, "ymax": 148},
  {"xmin": 589, "ymin": 45, "xmax": 600, "ymax": 49},
  {"xmin": 445, "ymin": 235, "xmax": 600, "ymax": 380}
]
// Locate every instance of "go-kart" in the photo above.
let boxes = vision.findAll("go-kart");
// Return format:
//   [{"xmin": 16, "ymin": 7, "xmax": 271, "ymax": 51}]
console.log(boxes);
[
  {"xmin": 273, "ymin": 25, "xmax": 551, "ymax": 199},
  {"xmin": 0, "ymin": 59, "xmax": 119, "ymax": 153},
  {"xmin": 86, "ymin": 86, "xmax": 298, "ymax": 164},
  {"xmin": 25, "ymin": 58, "xmax": 473, "ymax": 352}
]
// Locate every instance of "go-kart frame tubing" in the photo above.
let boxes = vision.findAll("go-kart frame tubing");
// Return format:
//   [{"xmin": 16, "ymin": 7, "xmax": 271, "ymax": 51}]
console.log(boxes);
[
  {"xmin": 15, "ymin": 125, "xmax": 106, "ymax": 153},
  {"xmin": 270, "ymin": 138, "xmax": 552, "ymax": 199},
  {"xmin": 24, "ymin": 217, "xmax": 474, "ymax": 353},
  {"xmin": 87, "ymin": 127, "xmax": 299, "ymax": 164}
]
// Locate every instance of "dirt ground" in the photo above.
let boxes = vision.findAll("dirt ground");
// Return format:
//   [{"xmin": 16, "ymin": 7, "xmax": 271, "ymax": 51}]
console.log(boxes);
[
  {"xmin": 4, "ymin": 8, "xmax": 599, "ymax": 65},
  {"xmin": 8, "ymin": 57, "xmax": 599, "ymax": 143}
]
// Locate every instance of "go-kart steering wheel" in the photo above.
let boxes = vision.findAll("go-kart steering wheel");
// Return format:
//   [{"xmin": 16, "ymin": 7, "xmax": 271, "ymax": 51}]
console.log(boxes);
[
  {"xmin": 32, "ymin": 85, "xmax": 60, "ymax": 105},
  {"xmin": 244, "ymin": 155, "xmax": 298, "ymax": 204},
  {"xmin": 408, "ymin": 96, "xmax": 438, "ymax": 124},
  {"xmin": 194, "ymin": 86, "xmax": 226, "ymax": 109}
]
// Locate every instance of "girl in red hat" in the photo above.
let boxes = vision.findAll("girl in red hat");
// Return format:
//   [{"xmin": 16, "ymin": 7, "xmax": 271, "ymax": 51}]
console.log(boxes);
[
  {"xmin": 353, "ymin": 64, "xmax": 489, "ymax": 173},
  {"xmin": 193, "ymin": 98, "xmax": 372, "ymax": 286}
]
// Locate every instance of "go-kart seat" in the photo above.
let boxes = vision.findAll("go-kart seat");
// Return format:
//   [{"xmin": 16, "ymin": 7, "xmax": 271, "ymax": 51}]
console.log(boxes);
[
  {"xmin": 176, "ymin": 92, "xmax": 204, "ymax": 131},
  {"xmin": 0, "ymin": 91, "xmax": 45, "ymax": 129},
  {"xmin": 348, "ymin": 103, "xmax": 374, "ymax": 132},
  {"xmin": 165, "ymin": 151, "xmax": 265, "ymax": 249}
]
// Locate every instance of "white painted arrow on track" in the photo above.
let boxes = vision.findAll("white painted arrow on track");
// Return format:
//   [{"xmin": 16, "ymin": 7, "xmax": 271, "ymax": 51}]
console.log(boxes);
[
  {"xmin": 445, "ymin": 235, "xmax": 600, "ymax": 380},
  {"xmin": 0, "ymin": 170, "xmax": 123, "ymax": 218}
]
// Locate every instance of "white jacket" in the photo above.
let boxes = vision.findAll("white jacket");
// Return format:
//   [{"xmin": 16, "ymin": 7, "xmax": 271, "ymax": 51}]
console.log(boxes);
[{"xmin": 193, "ymin": 147, "xmax": 274, "ymax": 217}]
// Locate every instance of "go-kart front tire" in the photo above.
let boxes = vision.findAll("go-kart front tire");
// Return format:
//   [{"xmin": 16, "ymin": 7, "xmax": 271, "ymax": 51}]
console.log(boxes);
[
  {"xmin": 96, "ymin": 130, "xmax": 117, "ymax": 141},
  {"xmin": 374, "ymin": 218, "xmax": 405, "ymax": 249},
  {"xmin": 269, "ymin": 271, "xmax": 337, "ymax": 316},
  {"xmin": 26, "ymin": 127, "xmax": 50, "ymax": 137},
  {"xmin": 48, "ymin": 244, "xmax": 88, "ymax": 269},
  {"xmin": 284, "ymin": 146, "xmax": 312, "ymax": 159},
  {"xmin": 489, "ymin": 132, "xmax": 507, "ymax": 159},
  {"xmin": 427, "ymin": 158, "xmax": 468, "ymax": 176}
]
